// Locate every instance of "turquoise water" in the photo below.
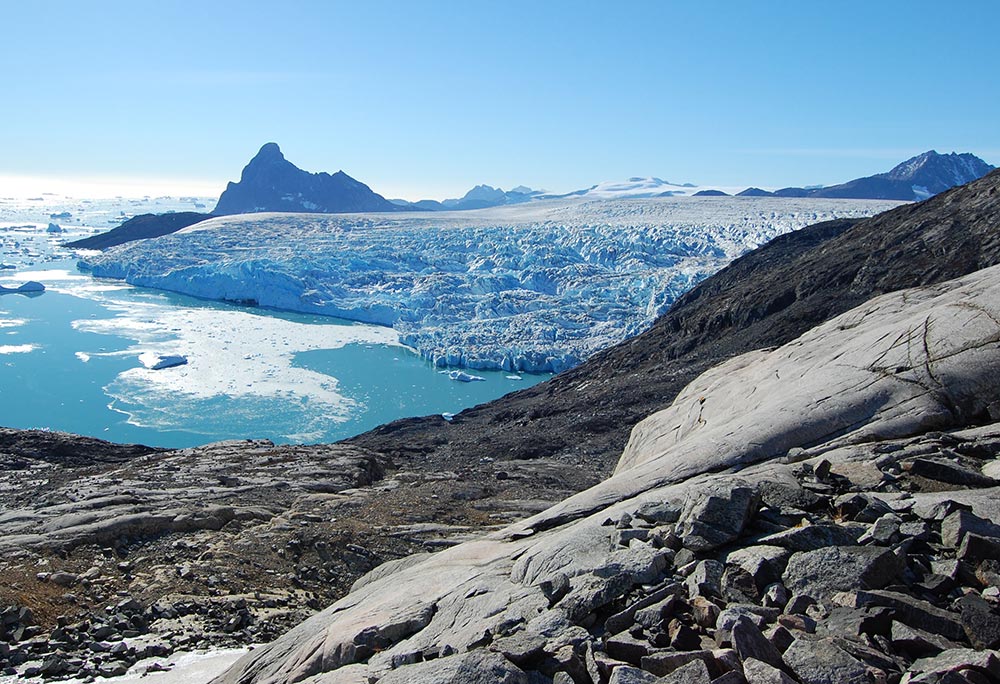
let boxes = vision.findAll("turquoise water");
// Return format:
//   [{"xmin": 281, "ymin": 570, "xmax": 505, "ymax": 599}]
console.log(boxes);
[
  {"xmin": 0, "ymin": 275, "xmax": 546, "ymax": 449},
  {"xmin": 0, "ymin": 201, "xmax": 548, "ymax": 449},
  {"xmin": 1, "ymin": 244, "xmax": 546, "ymax": 449}
]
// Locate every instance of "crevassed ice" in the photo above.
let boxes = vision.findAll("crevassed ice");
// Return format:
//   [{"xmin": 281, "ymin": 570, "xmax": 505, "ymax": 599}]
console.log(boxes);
[{"xmin": 83, "ymin": 197, "xmax": 903, "ymax": 372}]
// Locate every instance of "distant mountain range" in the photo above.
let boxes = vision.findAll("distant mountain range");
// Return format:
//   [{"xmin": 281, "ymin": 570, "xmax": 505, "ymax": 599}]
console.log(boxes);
[
  {"xmin": 390, "ymin": 184, "xmax": 543, "ymax": 211},
  {"xmin": 210, "ymin": 144, "xmax": 998, "ymax": 214},
  {"xmin": 747, "ymin": 151, "xmax": 995, "ymax": 201},
  {"xmin": 68, "ymin": 146, "xmax": 995, "ymax": 251}
]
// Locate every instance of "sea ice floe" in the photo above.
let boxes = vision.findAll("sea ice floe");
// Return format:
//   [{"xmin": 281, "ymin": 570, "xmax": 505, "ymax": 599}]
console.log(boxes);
[{"xmin": 0, "ymin": 344, "xmax": 34, "ymax": 354}]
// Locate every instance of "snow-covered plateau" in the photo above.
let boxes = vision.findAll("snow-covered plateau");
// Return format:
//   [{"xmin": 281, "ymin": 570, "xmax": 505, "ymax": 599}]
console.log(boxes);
[{"xmin": 82, "ymin": 197, "xmax": 902, "ymax": 372}]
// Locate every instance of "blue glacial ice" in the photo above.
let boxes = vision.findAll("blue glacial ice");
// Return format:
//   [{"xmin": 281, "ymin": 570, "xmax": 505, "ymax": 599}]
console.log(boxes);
[{"xmin": 81, "ymin": 197, "xmax": 902, "ymax": 372}]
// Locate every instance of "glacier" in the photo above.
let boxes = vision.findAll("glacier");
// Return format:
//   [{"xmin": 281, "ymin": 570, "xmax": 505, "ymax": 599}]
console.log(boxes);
[{"xmin": 81, "ymin": 196, "xmax": 902, "ymax": 372}]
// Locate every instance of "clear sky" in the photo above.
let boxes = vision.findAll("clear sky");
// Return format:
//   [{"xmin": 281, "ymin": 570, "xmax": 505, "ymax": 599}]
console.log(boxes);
[{"xmin": 2, "ymin": 1, "xmax": 997, "ymax": 200}]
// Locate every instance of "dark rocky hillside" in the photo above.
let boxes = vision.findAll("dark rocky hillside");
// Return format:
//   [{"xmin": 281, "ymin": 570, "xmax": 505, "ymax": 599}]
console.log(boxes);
[
  {"xmin": 350, "ymin": 169, "xmax": 1000, "ymax": 476},
  {"xmin": 64, "ymin": 212, "xmax": 211, "ymax": 250}
]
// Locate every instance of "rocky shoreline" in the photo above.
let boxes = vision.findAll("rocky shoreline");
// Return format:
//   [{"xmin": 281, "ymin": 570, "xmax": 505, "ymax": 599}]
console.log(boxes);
[{"xmin": 0, "ymin": 432, "xmax": 599, "ymax": 681}]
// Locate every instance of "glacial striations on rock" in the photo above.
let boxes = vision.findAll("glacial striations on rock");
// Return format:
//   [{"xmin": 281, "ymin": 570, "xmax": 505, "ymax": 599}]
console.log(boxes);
[
  {"xmin": 213, "ymin": 143, "xmax": 402, "ymax": 215},
  {"xmin": 212, "ymin": 258, "xmax": 1000, "ymax": 684}
]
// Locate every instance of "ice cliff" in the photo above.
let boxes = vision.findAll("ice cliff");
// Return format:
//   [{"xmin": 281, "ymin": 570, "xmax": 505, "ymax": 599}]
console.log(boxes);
[{"xmin": 82, "ymin": 197, "xmax": 898, "ymax": 372}]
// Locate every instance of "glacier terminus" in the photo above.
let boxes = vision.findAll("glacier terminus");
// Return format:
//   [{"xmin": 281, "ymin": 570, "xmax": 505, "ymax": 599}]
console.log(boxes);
[{"xmin": 82, "ymin": 196, "xmax": 901, "ymax": 373}]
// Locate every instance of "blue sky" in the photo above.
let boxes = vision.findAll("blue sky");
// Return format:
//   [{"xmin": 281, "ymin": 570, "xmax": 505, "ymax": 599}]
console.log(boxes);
[{"xmin": 2, "ymin": 1, "xmax": 997, "ymax": 199}]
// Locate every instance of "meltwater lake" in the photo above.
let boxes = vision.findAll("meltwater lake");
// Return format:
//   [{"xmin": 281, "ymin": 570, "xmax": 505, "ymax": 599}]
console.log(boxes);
[{"xmin": 0, "ymin": 196, "xmax": 545, "ymax": 448}]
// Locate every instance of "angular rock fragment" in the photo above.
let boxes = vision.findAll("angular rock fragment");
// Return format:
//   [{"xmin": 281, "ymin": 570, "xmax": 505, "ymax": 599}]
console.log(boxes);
[
  {"xmin": 837, "ymin": 589, "xmax": 966, "ymax": 641},
  {"xmin": 905, "ymin": 457, "xmax": 999, "ymax": 488},
  {"xmin": 676, "ymin": 484, "xmax": 758, "ymax": 552},
  {"xmin": 608, "ymin": 665, "xmax": 662, "ymax": 684},
  {"xmin": 941, "ymin": 509, "xmax": 1000, "ymax": 549},
  {"xmin": 956, "ymin": 594, "xmax": 1000, "ymax": 649},
  {"xmin": 731, "ymin": 616, "xmax": 785, "ymax": 670},
  {"xmin": 909, "ymin": 648, "xmax": 1000, "ymax": 683},
  {"xmin": 756, "ymin": 524, "xmax": 861, "ymax": 552},
  {"xmin": 782, "ymin": 545, "xmax": 901, "ymax": 600},
  {"xmin": 782, "ymin": 637, "xmax": 871, "ymax": 684},
  {"xmin": 891, "ymin": 620, "xmax": 961, "ymax": 656},
  {"xmin": 377, "ymin": 650, "xmax": 531, "ymax": 683},
  {"xmin": 659, "ymin": 658, "xmax": 712, "ymax": 684},
  {"xmin": 743, "ymin": 657, "xmax": 797, "ymax": 684}
]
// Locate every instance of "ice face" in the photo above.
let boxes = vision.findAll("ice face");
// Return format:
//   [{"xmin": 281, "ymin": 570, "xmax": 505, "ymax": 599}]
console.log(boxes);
[{"xmin": 82, "ymin": 197, "xmax": 903, "ymax": 372}]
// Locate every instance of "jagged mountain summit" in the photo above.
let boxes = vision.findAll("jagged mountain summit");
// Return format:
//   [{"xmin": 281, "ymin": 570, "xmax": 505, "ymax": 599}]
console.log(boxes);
[
  {"xmin": 212, "ymin": 143, "xmax": 402, "ymax": 215},
  {"xmin": 767, "ymin": 150, "xmax": 994, "ymax": 201}
]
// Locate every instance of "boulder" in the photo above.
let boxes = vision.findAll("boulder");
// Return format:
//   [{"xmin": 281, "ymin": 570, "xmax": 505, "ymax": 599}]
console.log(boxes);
[
  {"xmin": 608, "ymin": 665, "xmax": 662, "ymax": 684},
  {"xmin": 756, "ymin": 524, "xmax": 861, "ymax": 552},
  {"xmin": 376, "ymin": 650, "xmax": 531, "ymax": 683},
  {"xmin": 908, "ymin": 648, "xmax": 1000, "ymax": 683},
  {"xmin": 940, "ymin": 510, "xmax": 1000, "ymax": 549},
  {"xmin": 956, "ymin": 594, "xmax": 1000, "ymax": 649},
  {"xmin": 838, "ymin": 589, "xmax": 966, "ymax": 641},
  {"xmin": 658, "ymin": 658, "xmax": 711, "ymax": 684},
  {"xmin": 782, "ymin": 546, "xmax": 902, "ymax": 599},
  {"xmin": 743, "ymin": 657, "xmax": 797, "ymax": 684},
  {"xmin": 781, "ymin": 637, "xmax": 871, "ymax": 684},
  {"xmin": 676, "ymin": 483, "xmax": 758, "ymax": 552},
  {"xmin": 731, "ymin": 616, "xmax": 785, "ymax": 670}
]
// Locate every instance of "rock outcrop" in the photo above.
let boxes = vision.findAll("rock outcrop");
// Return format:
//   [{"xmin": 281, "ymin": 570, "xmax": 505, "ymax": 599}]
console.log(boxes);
[
  {"xmin": 348, "ymin": 168, "xmax": 1000, "ymax": 478},
  {"xmin": 213, "ymin": 261, "xmax": 1000, "ymax": 683},
  {"xmin": 65, "ymin": 211, "xmax": 212, "ymax": 250},
  {"xmin": 213, "ymin": 143, "xmax": 402, "ymax": 215}
]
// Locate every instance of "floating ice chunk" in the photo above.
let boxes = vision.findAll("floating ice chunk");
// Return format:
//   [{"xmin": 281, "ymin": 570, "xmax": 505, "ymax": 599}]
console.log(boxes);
[
  {"xmin": 0, "ymin": 281, "xmax": 45, "ymax": 294},
  {"xmin": 441, "ymin": 412, "xmax": 454, "ymax": 421},
  {"xmin": 505, "ymin": 374, "xmax": 523, "ymax": 380},
  {"xmin": 139, "ymin": 351, "xmax": 189, "ymax": 370},
  {"xmin": 0, "ymin": 344, "xmax": 35, "ymax": 354},
  {"xmin": 448, "ymin": 370, "xmax": 485, "ymax": 382}
]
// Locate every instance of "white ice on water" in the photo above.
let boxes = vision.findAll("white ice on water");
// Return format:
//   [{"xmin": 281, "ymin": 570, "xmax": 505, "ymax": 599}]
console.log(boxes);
[
  {"xmin": 85, "ymin": 196, "xmax": 902, "ymax": 372},
  {"xmin": 6, "ymin": 266, "xmax": 402, "ymax": 442}
]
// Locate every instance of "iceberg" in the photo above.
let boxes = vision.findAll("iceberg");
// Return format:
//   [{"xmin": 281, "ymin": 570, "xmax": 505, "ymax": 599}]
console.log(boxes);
[
  {"xmin": 81, "ymin": 197, "xmax": 900, "ymax": 372},
  {"xmin": 0, "ymin": 281, "xmax": 45, "ymax": 294},
  {"xmin": 139, "ymin": 352, "xmax": 189, "ymax": 370},
  {"xmin": 448, "ymin": 370, "xmax": 485, "ymax": 383}
]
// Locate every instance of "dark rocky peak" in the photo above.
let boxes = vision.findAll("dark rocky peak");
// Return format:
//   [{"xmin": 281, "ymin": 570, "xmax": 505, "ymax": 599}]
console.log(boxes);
[
  {"xmin": 886, "ymin": 150, "xmax": 994, "ymax": 188},
  {"xmin": 213, "ymin": 143, "xmax": 400, "ymax": 215}
]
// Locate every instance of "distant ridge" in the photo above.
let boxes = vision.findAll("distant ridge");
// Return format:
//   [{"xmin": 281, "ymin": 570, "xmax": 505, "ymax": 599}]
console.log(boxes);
[
  {"xmin": 391, "ymin": 184, "xmax": 543, "ymax": 211},
  {"xmin": 745, "ymin": 150, "xmax": 994, "ymax": 201},
  {"xmin": 65, "ymin": 212, "xmax": 211, "ymax": 250},
  {"xmin": 213, "ymin": 143, "xmax": 402, "ymax": 215}
]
